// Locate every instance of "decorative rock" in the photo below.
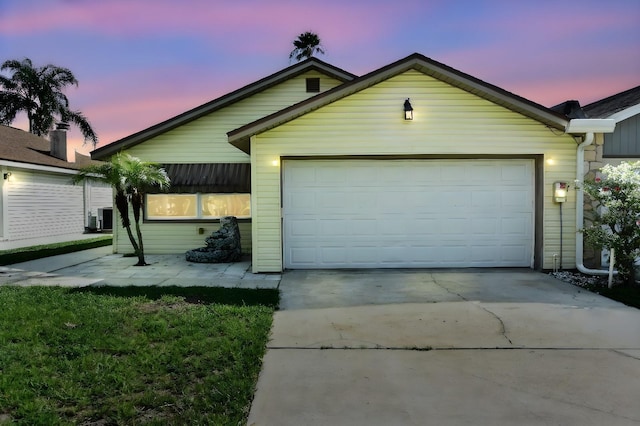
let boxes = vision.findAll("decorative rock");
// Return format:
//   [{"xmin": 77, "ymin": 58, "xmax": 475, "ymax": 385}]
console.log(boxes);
[{"xmin": 185, "ymin": 216, "xmax": 242, "ymax": 263}]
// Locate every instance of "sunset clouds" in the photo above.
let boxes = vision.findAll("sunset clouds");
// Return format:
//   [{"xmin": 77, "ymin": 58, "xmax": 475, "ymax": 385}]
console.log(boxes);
[{"xmin": 1, "ymin": 0, "xmax": 638, "ymax": 157}]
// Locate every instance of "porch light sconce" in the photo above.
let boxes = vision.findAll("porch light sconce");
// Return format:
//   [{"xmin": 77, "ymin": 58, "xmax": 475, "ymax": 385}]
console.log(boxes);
[
  {"xmin": 553, "ymin": 181, "xmax": 568, "ymax": 203},
  {"xmin": 3, "ymin": 172, "xmax": 11, "ymax": 180},
  {"xmin": 404, "ymin": 98, "xmax": 414, "ymax": 120}
]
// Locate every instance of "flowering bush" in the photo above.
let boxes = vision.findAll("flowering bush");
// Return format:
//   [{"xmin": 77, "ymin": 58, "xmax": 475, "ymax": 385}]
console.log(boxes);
[{"xmin": 582, "ymin": 161, "xmax": 640, "ymax": 285}]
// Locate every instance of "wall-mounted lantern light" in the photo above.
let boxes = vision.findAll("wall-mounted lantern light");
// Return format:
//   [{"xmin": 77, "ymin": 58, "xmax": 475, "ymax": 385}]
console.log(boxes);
[
  {"xmin": 404, "ymin": 98, "xmax": 414, "ymax": 120},
  {"xmin": 3, "ymin": 172, "xmax": 11, "ymax": 180},
  {"xmin": 553, "ymin": 181, "xmax": 568, "ymax": 203}
]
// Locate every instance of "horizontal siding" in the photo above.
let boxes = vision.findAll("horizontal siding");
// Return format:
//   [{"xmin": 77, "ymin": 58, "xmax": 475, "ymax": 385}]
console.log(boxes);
[
  {"xmin": 251, "ymin": 70, "xmax": 577, "ymax": 272},
  {"xmin": 6, "ymin": 169, "xmax": 85, "ymax": 240},
  {"xmin": 126, "ymin": 71, "xmax": 345, "ymax": 163},
  {"xmin": 113, "ymin": 214, "xmax": 252, "ymax": 255}
]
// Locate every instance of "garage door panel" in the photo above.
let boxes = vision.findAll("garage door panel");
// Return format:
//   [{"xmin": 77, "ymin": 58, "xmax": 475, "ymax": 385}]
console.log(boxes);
[
  {"xmin": 501, "ymin": 191, "xmax": 531, "ymax": 208},
  {"xmin": 283, "ymin": 159, "xmax": 534, "ymax": 269},
  {"xmin": 471, "ymin": 218, "xmax": 498, "ymax": 234},
  {"xmin": 319, "ymin": 219, "xmax": 349, "ymax": 236},
  {"xmin": 287, "ymin": 192, "xmax": 315, "ymax": 210},
  {"xmin": 501, "ymin": 163, "xmax": 530, "ymax": 181},
  {"xmin": 320, "ymin": 246, "xmax": 348, "ymax": 264},
  {"xmin": 288, "ymin": 218, "xmax": 317, "ymax": 237}
]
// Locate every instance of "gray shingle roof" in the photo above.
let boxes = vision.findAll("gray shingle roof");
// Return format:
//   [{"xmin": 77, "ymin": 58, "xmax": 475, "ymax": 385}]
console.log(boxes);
[{"xmin": 582, "ymin": 85, "xmax": 640, "ymax": 118}]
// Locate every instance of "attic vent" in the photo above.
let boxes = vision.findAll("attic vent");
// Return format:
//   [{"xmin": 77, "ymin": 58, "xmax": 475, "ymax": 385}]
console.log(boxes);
[{"xmin": 306, "ymin": 78, "xmax": 320, "ymax": 93}]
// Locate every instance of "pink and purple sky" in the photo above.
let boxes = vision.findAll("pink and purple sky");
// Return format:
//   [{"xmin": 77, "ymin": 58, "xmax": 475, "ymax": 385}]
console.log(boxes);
[{"xmin": 1, "ymin": 0, "xmax": 639, "ymax": 159}]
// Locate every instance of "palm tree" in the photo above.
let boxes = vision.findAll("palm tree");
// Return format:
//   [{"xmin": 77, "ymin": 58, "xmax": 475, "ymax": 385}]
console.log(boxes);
[
  {"xmin": 0, "ymin": 58, "xmax": 98, "ymax": 147},
  {"xmin": 74, "ymin": 153, "xmax": 170, "ymax": 266},
  {"xmin": 289, "ymin": 32, "xmax": 325, "ymax": 62}
]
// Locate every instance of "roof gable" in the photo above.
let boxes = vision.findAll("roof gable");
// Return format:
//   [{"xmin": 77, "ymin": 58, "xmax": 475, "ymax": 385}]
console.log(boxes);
[
  {"xmin": 92, "ymin": 57, "xmax": 356, "ymax": 160},
  {"xmin": 582, "ymin": 85, "xmax": 640, "ymax": 122},
  {"xmin": 228, "ymin": 53, "xmax": 569, "ymax": 153}
]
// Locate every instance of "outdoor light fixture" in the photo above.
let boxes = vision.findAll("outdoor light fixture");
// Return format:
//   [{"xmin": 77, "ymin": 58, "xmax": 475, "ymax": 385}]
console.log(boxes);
[
  {"xmin": 3, "ymin": 172, "xmax": 11, "ymax": 180},
  {"xmin": 404, "ymin": 98, "xmax": 414, "ymax": 120},
  {"xmin": 553, "ymin": 181, "xmax": 568, "ymax": 203}
]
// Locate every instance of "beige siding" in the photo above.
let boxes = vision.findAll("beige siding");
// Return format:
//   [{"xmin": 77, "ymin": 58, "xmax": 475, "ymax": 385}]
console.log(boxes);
[
  {"xmin": 251, "ymin": 70, "xmax": 577, "ymax": 271},
  {"xmin": 113, "ymin": 71, "xmax": 343, "ymax": 254},
  {"xmin": 113, "ymin": 217, "xmax": 251, "ymax": 255},
  {"xmin": 126, "ymin": 71, "xmax": 344, "ymax": 162},
  {"xmin": 5, "ymin": 169, "xmax": 85, "ymax": 241}
]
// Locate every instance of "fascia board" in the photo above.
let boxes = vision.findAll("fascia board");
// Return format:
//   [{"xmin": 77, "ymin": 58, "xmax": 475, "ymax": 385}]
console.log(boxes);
[
  {"xmin": 565, "ymin": 119, "xmax": 616, "ymax": 134},
  {"xmin": 608, "ymin": 103, "xmax": 640, "ymax": 123},
  {"xmin": 0, "ymin": 160, "xmax": 79, "ymax": 175}
]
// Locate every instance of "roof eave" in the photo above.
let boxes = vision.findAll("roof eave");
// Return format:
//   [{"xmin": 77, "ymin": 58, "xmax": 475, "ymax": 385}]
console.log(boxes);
[{"xmin": 565, "ymin": 119, "xmax": 616, "ymax": 134}]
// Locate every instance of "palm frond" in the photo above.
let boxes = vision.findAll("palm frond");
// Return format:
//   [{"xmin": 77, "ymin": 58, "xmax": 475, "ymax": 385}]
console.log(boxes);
[{"xmin": 0, "ymin": 57, "xmax": 97, "ymax": 140}]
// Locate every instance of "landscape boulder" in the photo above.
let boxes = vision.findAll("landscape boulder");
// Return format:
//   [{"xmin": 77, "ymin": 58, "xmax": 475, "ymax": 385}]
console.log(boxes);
[{"xmin": 185, "ymin": 216, "xmax": 242, "ymax": 263}]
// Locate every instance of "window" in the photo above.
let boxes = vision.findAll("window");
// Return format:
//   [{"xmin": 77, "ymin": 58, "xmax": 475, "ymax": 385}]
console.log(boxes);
[
  {"xmin": 306, "ymin": 77, "xmax": 320, "ymax": 93},
  {"xmin": 201, "ymin": 194, "xmax": 251, "ymax": 218},
  {"xmin": 146, "ymin": 193, "xmax": 250, "ymax": 220},
  {"xmin": 147, "ymin": 194, "xmax": 197, "ymax": 219}
]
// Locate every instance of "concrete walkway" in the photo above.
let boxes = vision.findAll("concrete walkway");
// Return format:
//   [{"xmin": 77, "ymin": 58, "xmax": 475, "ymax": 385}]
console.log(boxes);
[
  {"xmin": 0, "ymin": 247, "xmax": 280, "ymax": 288},
  {"xmin": 248, "ymin": 269, "xmax": 640, "ymax": 426}
]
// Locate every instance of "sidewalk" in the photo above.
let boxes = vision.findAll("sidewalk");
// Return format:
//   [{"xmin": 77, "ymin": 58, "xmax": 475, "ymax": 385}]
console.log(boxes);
[{"xmin": 0, "ymin": 247, "xmax": 280, "ymax": 288}]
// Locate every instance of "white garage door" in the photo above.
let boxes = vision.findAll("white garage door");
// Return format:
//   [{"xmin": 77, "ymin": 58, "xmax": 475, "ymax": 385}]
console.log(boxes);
[{"xmin": 283, "ymin": 159, "xmax": 534, "ymax": 269}]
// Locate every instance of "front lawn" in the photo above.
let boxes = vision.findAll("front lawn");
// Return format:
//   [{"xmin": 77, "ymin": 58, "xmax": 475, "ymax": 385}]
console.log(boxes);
[{"xmin": 0, "ymin": 285, "xmax": 278, "ymax": 425}]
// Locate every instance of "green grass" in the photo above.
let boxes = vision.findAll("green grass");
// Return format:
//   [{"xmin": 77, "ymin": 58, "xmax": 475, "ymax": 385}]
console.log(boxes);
[
  {"xmin": 0, "ymin": 285, "xmax": 278, "ymax": 425},
  {"xmin": 0, "ymin": 236, "xmax": 112, "ymax": 266}
]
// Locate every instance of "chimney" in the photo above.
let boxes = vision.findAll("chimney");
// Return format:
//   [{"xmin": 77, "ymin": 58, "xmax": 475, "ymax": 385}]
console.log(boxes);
[{"xmin": 50, "ymin": 122, "xmax": 69, "ymax": 161}]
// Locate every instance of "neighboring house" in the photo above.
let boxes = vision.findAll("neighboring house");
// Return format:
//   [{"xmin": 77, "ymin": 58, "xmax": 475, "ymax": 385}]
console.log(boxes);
[
  {"xmin": 92, "ymin": 53, "xmax": 614, "ymax": 272},
  {"xmin": 0, "ymin": 125, "xmax": 112, "ymax": 248},
  {"xmin": 582, "ymin": 85, "xmax": 640, "ymax": 170},
  {"xmin": 581, "ymin": 85, "xmax": 640, "ymax": 268}
]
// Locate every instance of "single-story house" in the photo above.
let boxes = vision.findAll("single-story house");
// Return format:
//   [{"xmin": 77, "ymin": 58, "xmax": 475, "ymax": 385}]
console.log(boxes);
[
  {"xmin": 92, "ymin": 53, "xmax": 615, "ymax": 273},
  {"xmin": 0, "ymin": 125, "xmax": 112, "ymax": 249}
]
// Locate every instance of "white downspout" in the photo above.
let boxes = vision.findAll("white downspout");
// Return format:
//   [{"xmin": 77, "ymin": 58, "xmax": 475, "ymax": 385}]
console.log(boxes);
[{"xmin": 575, "ymin": 132, "xmax": 615, "ymax": 275}]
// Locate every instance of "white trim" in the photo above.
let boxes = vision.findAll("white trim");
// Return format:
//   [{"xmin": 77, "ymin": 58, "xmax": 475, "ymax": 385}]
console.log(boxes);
[
  {"xmin": 0, "ymin": 160, "xmax": 79, "ymax": 175},
  {"xmin": 608, "ymin": 103, "xmax": 640, "ymax": 123},
  {"xmin": 575, "ymin": 133, "xmax": 614, "ymax": 276},
  {"xmin": 566, "ymin": 119, "xmax": 616, "ymax": 134},
  {"xmin": 1, "ymin": 166, "xmax": 7, "ymax": 238}
]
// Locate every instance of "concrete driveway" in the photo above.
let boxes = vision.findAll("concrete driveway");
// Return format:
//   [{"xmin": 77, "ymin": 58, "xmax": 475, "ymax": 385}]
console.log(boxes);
[{"xmin": 248, "ymin": 269, "xmax": 640, "ymax": 426}]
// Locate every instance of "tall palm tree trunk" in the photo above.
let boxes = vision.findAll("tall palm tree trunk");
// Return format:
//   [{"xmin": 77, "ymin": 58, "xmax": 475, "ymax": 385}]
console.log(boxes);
[
  {"xmin": 115, "ymin": 191, "xmax": 143, "ymax": 263},
  {"xmin": 131, "ymin": 192, "xmax": 147, "ymax": 266},
  {"xmin": 133, "ymin": 219, "xmax": 146, "ymax": 266}
]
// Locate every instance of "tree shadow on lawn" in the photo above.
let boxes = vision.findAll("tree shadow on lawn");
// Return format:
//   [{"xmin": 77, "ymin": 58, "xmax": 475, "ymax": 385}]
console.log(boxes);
[{"xmin": 71, "ymin": 285, "xmax": 279, "ymax": 308}]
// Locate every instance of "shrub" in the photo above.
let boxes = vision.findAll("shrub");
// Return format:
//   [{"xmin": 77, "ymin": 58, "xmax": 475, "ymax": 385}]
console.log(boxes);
[{"xmin": 582, "ymin": 161, "xmax": 640, "ymax": 286}]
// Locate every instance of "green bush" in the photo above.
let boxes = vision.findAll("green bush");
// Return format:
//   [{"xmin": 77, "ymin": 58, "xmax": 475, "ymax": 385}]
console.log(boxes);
[
  {"xmin": 582, "ymin": 161, "xmax": 640, "ymax": 286},
  {"xmin": 0, "ymin": 236, "xmax": 112, "ymax": 266}
]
